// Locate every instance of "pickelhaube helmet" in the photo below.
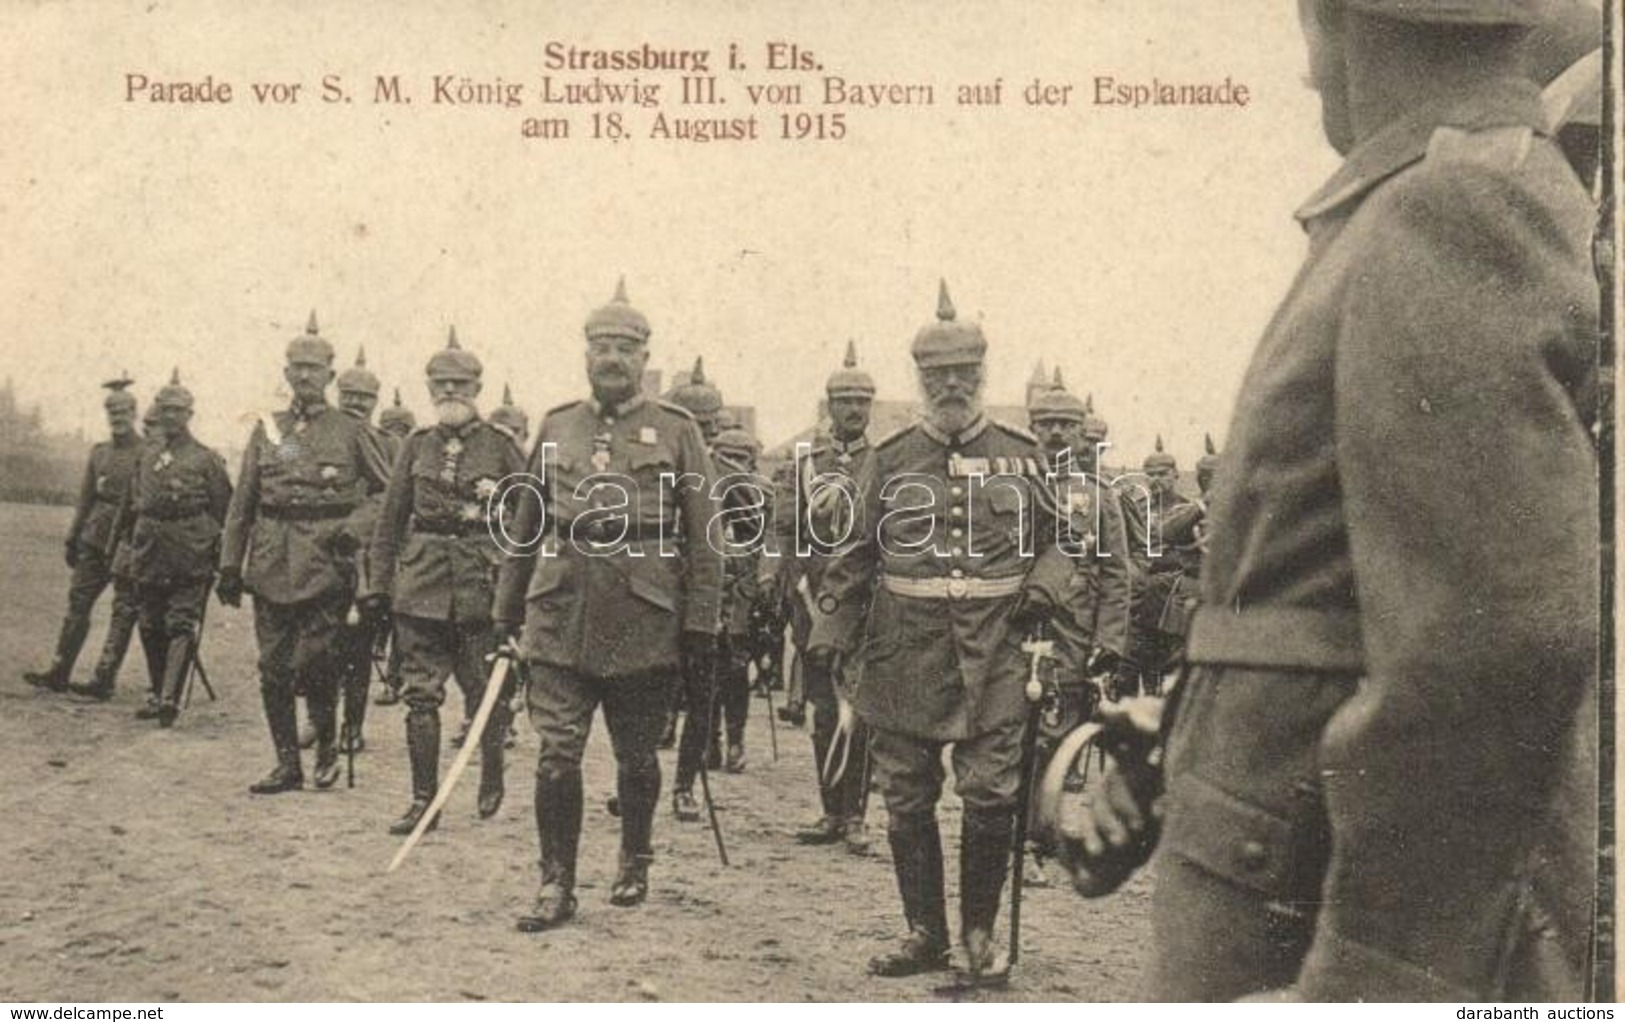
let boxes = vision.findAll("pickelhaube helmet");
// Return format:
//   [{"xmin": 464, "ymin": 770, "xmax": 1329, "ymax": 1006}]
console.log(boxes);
[
  {"xmin": 911, "ymin": 280, "xmax": 987, "ymax": 368},
  {"xmin": 1082, "ymin": 393, "xmax": 1110, "ymax": 442},
  {"xmin": 584, "ymin": 277, "xmax": 652, "ymax": 343},
  {"xmin": 102, "ymin": 371, "xmax": 137, "ymax": 411},
  {"xmin": 826, "ymin": 340, "xmax": 877, "ymax": 398},
  {"xmin": 1343, "ymin": 0, "xmax": 1546, "ymax": 25},
  {"xmin": 154, "ymin": 367, "xmax": 194, "ymax": 410},
  {"xmin": 378, "ymin": 388, "xmax": 416, "ymax": 434},
  {"xmin": 1143, "ymin": 434, "xmax": 1177, "ymax": 472},
  {"xmin": 1028, "ymin": 367, "xmax": 1088, "ymax": 425},
  {"xmin": 337, "ymin": 346, "xmax": 381, "ymax": 396},
  {"xmin": 711, "ymin": 426, "xmax": 760, "ymax": 470},
  {"xmin": 426, "ymin": 325, "xmax": 483, "ymax": 382},
  {"xmin": 142, "ymin": 403, "xmax": 161, "ymax": 430},
  {"xmin": 668, "ymin": 357, "xmax": 724, "ymax": 415},
  {"xmin": 286, "ymin": 310, "xmax": 336, "ymax": 366},
  {"xmin": 1196, "ymin": 433, "xmax": 1220, "ymax": 476},
  {"xmin": 489, "ymin": 383, "xmax": 529, "ymax": 437}
]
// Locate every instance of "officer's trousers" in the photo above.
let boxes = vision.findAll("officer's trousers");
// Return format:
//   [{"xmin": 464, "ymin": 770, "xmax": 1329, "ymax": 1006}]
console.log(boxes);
[
  {"xmin": 253, "ymin": 592, "xmax": 350, "ymax": 751},
  {"xmin": 804, "ymin": 653, "xmax": 868, "ymax": 822},
  {"xmin": 48, "ymin": 546, "xmax": 115, "ymax": 677}
]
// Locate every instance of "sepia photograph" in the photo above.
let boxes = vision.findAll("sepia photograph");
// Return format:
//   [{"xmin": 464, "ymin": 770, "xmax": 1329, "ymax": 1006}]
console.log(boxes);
[{"xmin": 0, "ymin": 0, "xmax": 1614, "ymax": 1006}]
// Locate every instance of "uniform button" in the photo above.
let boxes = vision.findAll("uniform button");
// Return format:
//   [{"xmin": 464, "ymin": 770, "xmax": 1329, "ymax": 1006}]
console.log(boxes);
[
  {"xmin": 951, "ymin": 486, "xmax": 964, "ymax": 497},
  {"xmin": 951, "ymin": 546, "xmax": 963, "ymax": 557},
  {"xmin": 950, "ymin": 568, "xmax": 964, "ymax": 578},
  {"xmin": 1238, "ymin": 840, "xmax": 1268, "ymax": 872},
  {"xmin": 950, "ymin": 528, "xmax": 963, "ymax": 538},
  {"xmin": 950, "ymin": 507, "xmax": 965, "ymax": 519}
]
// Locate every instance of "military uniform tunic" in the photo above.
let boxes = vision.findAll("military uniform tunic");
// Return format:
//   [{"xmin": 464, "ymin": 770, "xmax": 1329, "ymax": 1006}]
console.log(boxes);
[
  {"xmin": 1158, "ymin": 79, "xmax": 1598, "ymax": 1001},
  {"xmin": 220, "ymin": 401, "xmax": 391, "ymax": 693},
  {"xmin": 124, "ymin": 431, "xmax": 232, "ymax": 642},
  {"xmin": 809, "ymin": 416, "xmax": 1070, "ymax": 815},
  {"xmin": 366, "ymin": 417, "xmax": 524, "ymax": 709},
  {"xmin": 47, "ymin": 433, "xmax": 145, "ymax": 681}
]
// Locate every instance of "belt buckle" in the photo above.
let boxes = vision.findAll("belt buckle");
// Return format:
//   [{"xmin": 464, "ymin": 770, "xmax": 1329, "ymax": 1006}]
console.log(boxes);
[{"xmin": 946, "ymin": 577, "xmax": 969, "ymax": 600}]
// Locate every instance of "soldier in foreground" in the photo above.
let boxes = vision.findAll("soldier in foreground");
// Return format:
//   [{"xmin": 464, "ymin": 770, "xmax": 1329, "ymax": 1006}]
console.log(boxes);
[
  {"xmin": 365, "ymin": 328, "xmax": 523, "ymax": 833},
  {"xmin": 218, "ymin": 313, "xmax": 391, "ymax": 793},
  {"xmin": 783, "ymin": 342, "xmax": 877, "ymax": 854},
  {"xmin": 119, "ymin": 372, "xmax": 232, "ymax": 726},
  {"xmin": 25, "ymin": 376, "xmax": 145, "ymax": 695},
  {"xmin": 1060, "ymin": 0, "xmax": 1600, "ymax": 1000},
  {"xmin": 709, "ymin": 424, "xmax": 768, "ymax": 774},
  {"xmin": 806, "ymin": 282, "xmax": 1069, "ymax": 982},
  {"xmin": 494, "ymin": 281, "xmax": 723, "ymax": 930}
]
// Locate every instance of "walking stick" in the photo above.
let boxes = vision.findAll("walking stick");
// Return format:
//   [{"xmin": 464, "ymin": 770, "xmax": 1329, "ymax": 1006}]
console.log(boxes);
[
  {"xmin": 696, "ymin": 638, "xmax": 730, "ymax": 867},
  {"xmin": 1010, "ymin": 629, "xmax": 1056, "ymax": 967}
]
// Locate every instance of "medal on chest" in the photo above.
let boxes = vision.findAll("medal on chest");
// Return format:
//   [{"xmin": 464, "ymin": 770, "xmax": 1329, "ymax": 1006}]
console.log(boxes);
[
  {"xmin": 155, "ymin": 451, "xmax": 173, "ymax": 473},
  {"xmin": 440, "ymin": 436, "xmax": 463, "ymax": 484},
  {"xmin": 591, "ymin": 432, "xmax": 613, "ymax": 473}
]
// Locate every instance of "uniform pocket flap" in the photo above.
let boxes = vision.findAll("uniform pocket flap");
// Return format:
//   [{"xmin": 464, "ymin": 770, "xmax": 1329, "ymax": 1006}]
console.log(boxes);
[
  {"xmin": 526, "ymin": 556, "xmax": 570, "ymax": 601},
  {"xmin": 627, "ymin": 566, "xmax": 678, "ymax": 613},
  {"xmin": 628, "ymin": 448, "xmax": 676, "ymax": 473},
  {"xmin": 1162, "ymin": 772, "xmax": 1294, "ymax": 898}
]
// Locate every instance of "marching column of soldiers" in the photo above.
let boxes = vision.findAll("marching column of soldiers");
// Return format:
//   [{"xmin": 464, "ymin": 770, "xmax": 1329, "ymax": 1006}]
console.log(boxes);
[{"xmin": 17, "ymin": 0, "xmax": 1605, "ymax": 999}]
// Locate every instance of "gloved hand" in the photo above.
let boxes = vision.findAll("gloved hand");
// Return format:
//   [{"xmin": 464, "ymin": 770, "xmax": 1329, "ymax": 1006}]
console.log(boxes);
[
  {"xmin": 64, "ymin": 541, "xmax": 79, "ymax": 570},
  {"xmin": 491, "ymin": 618, "xmax": 522, "ymax": 650},
  {"xmin": 215, "ymin": 567, "xmax": 244, "ymax": 607},
  {"xmin": 1008, "ymin": 590, "xmax": 1057, "ymax": 633},
  {"xmin": 1086, "ymin": 646, "xmax": 1122, "ymax": 680},
  {"xmin": 1056, "ymin": 695, "xmax": 1166, "ymax": 898}
]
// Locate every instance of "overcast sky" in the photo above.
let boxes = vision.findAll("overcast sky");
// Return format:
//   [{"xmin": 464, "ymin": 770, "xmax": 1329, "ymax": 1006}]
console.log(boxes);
[{"xmin": 3, "ymin": 0, "xmax": 1341, "ymax": 467}]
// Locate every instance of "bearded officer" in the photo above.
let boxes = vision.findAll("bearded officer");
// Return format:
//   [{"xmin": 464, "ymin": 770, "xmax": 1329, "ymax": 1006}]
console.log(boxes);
[
  {"xmin": 783, "ymin": 341, "xmax": 877, "ymax": 854},
  {"xmin": 1061, "ymin": 0, "xmax": 1600, "ymax": 1000},
  {"xmin": 806, "ymin": 282, "xmax": 1071, "ymax": 982},
  {"xmin": 494, "ymin": 279, "xmax": 724, "ymax": 930},
  {"xmin": 25, "ymin": 376, "xmax": 146, "ymax": 695},
  {"xmin": 218, "ymin": 312, "xmax": 392, "ymax": 792},
  {"xmin": 119, "ymin": 371, "xmax": 232, "ymax": 726},
  {"xmin": 363, "ymin": 327, "xmax": 524, "ymax": 832}
]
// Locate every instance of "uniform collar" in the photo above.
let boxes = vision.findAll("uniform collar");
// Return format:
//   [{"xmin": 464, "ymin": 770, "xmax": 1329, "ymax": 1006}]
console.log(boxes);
[
  {"xmin": 290, "ymin": 397, "xmax": 328, "ymax": 422},
  {"xmin": 588, "ymin": 391, "xmax": 646, "ymax": 419},
  {"xmin": 111, "ymin": 431, "xmax": 141, "ymax": 448},
  {"xmin": 829, "ymin": 433, "xmax": 869, "ymax": 457},
  {"xmin": 919, "ymin": 414, "xmax": 988, "ymax": 448},
  {"xmin": 435, "ymin": 414, "xmax": 484, "ymax": 440},
  {"xmin": 1295, "ymin": 76, "xmax": 1547, "ymax": 225}
]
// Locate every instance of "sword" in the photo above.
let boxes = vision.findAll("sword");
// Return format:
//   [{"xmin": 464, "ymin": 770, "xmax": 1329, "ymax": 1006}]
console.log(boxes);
[
  {"xmin": 387, "ymin": 648, "xmax": 514, "ymax": 873},
  {"xmin": 1010, "ymin": 630, "xmax": 1056, "ymax": 967}
]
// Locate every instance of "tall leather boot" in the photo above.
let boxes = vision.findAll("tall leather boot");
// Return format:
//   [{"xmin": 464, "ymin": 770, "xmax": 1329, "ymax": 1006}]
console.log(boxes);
[
  {"xmin": 249, "ymin": 684, "xmax": 304, "ymax": 793},
  {"xmin": 134, "ymin": 622, "xmax": 167, "ymax": 719},
  {"xmin": 156, "ymin": 631, "xmax": 194, "ymax": 728},
  {"xmin": 477, "ymin": 701, "xmax": 511, "ymax": 819},
  {"xmin": 518, "ymin": 768, "xmax": 582, "ymax": 931},
  {"xmin": 868, "ymin": 811, "xmax": 950, "ymax": 977},
  {"xmin": 72, "ymin": 594, "xmax": 138, "ymax": 700},
  {"xmin": 340, "ymin": 634, "xmax": 371, "ymax": 753},
  {"xmin": 309, "ymin": 680, "xmax": 342, "ymax": 790},
  {"xmin": 611, "ymin": 755, "xmax": 660, "ymax": 907},
  {"xmin": 959, "ymin": 808, "xmax": 1016, "ymax": 984},
  {"xmin": 390, "ymin": 708, "xmax": 441, "ymax": 834}
]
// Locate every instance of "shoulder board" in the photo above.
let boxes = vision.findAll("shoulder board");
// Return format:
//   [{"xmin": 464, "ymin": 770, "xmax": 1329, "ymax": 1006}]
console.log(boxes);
[
  {"xmin": 876, "ymin": 424, "xmax": 917, "ymax": 450},
  {"xmin": 1425, "ymin": 125, "xmax": 1533, "ymax": 171},
  {"xmin": 542, "ymin": 399, "xmax": 585, "ymax": 419},
  {"xmin": 991, "ymin": 419, "xmax": 1038, "ymax": 445},
  {"xmin": 655, "ymin": 399, "xmax": 697, "ymax": 423}
]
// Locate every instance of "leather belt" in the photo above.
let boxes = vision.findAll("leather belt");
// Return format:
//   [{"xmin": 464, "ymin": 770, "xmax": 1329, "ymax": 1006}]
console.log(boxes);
[
  {"xmin": 881, "ymin": 573, "xmax": 1024, "ymax": 601},
  {"xmin": 140, "ymin": 504, "xmax": 208, "ymax": 521},
  {"xmin": 564, "ymin": 519, "xmax": 679, "ymax": 544},
  {"xmin": 261, "ymin": 504, "xmax": 355, "ymax": 521},
  {"xmin": 1186, "ymin": 605, "xmax": 1364, "ymax": 672}
]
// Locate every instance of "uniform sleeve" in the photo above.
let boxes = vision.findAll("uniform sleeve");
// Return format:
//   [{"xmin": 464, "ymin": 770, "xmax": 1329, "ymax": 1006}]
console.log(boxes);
[
  {"xmin": 806, "ymin": 455, "xmax": 881, "ymax": 653},
  {"xmin": 355, "ymin": 423, "xmax": 394, "ymax": 495},
  {"xmin": 363, "ymin": 434, "xmax": 417, "ymax": 602},
  {"xmin": 1298, "ymin": 158, "xmax": 1599, "ymax": 999},
  {"xmin": 491, "ymin": 429, "xmax": 546, "ymax": 626},
  {"xmin": 218, "ymin": 425, "xmax": 263, "ymax": 574},
  {"xmin": 1091, "ymin": 482, "xmax": 1133, "ymax": 658},
  {"xmin": 677, "ymin": 419, "xmax": 725, "ymax": 636},
  {"xmin": 66, "ymin": 450, "xmax": 98, "ymax": 548},
  {"xmin": 205, "ymin": 453, "xmax": 233, "ymax": 528}
]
